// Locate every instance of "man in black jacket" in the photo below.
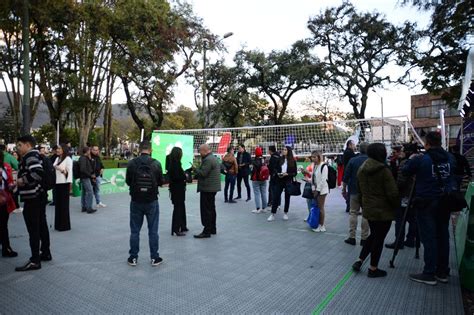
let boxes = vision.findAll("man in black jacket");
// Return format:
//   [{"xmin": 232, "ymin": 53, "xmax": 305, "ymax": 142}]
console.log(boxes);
[
  {"xmin": 15, "ymin": 135, "xmax": 51, "ymax": 271},
  {"xmin": 236, "ymin": 144, "xmax": 252, "ymax": 201},
  {"xmin": 268, "ymin": 146, "xmax": 280, "ymax": 207},
  {"xmin": 79, "ymin": 147, "xmax": 96, "ymax": 214},
  {"xmin": 125, "ymin": 140, "xmax": 163, "ymax": 266},
  {"xmin": 91, "ymin": 145, "xmax": 106, "ymax": 208},
  {"xmin": 342, "ymin": 140, "xmax": 356, "ymax": 212}
]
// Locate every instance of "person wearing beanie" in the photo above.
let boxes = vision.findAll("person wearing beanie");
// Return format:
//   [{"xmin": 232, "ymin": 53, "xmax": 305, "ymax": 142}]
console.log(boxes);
[{"xmin": 250, "ymin": 147, "xmax": 268, "ymax": 213}]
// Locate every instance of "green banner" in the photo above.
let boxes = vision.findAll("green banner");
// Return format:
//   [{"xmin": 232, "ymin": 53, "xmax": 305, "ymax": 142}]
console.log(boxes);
[
  {"xmin": 72, "ymin": 168, "xmax": 129, "ymax": 197},
  {"xmin": 152, "ymin": 132, "xmax": 194, "ymax": 172}
]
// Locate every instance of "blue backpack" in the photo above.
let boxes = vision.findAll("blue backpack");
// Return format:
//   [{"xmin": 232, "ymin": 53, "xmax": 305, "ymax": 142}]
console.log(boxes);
[{"xmin": 307, "ymin": 201, "xmax": 320, "ymax": 229}]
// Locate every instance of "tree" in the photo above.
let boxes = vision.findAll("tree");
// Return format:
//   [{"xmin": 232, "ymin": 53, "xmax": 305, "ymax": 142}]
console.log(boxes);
[
  {"xmin": 402, "ymin": 1, "xmax": 472, "ymax": 103},
  {"xmin": 307, "ymin": 2, "xmax": 420, "ymax": 119},
  {"xmin": 236, "ymin": 41, "xmax": 324, "ymax": 124}
]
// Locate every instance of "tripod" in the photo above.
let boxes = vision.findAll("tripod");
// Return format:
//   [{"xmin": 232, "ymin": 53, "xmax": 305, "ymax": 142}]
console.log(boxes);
[{"xmin": 389, "ymin": 179, "xmax": 421, "ymax": 268}]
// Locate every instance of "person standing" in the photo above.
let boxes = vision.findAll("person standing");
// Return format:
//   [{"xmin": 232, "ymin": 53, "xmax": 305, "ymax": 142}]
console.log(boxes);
[
  {"xmin": 0, "ymin": 144, "xmax": 19, "ymax": 171},
  {"xmin": 342, "ymin": 142, "xmax": 369, "ymax": 245},
  {"xmin": 125, "ymin": 140, "xmax": 163, "ymax": 266},
  {"xmin": 311, "ymin": 151, "xmax": 329, "ymax": 232},
  {"xmin": 0, "ymin": 149, "xmax": 18, "ymax": 258},
  {"xmin": 236, "ymin": 144, "xmax": 252, "ymax": 201},
  {"xmin": 91, "ymin": 145, "xmax": 107, "ymax": 208},
  {"xmin": 267, "ymin": 146, "xmax": 280, "ymax": 208},
  {"xmin": 250, "ymin": 147, "xmax": 268, "ymax": 214},
  {"xmin": 15, "ymin": 135, "xmax": 52, "ymax": 271},
  {"xmin": 79, "ymin": 147, "xmax": 96, "ymax": 214},
  {"xmin": 194, "ymin": 144, "xmax": 221, "ymax": 239},
  {"xmin": 48, "ymin": 145, "xmax": 59, "ymax": 206},
  {"xmin": 53, "ymin": 144, "xmax": 73, "ymax": 231},
  {"xmin": 351, "ymin": 143, "xmax": 399, "ymax": 278},
  {"xmin": 301, "ymin": 152, "xmax": 317, "ymax": 220},
  {"xmin": 222, "ymin": 146, "xmax": 238, "ymax": 203},
  {"xmin": 167, "ymin": 147, "xmax": 188, "ymax": 236},
  {"xmin": 267, "ymin": 146, "xmax": 297, "ymax": 222},
  {"xmin": 343, "ymin": 140, "xmax": 357, "ymax": 212},
  {"xmin": 402, "ymin": 132, "xmax": 455, "ymax": 285}
]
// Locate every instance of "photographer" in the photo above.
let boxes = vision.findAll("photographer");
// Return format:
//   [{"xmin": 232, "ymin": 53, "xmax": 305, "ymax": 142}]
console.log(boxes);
[
  {"xmin": 402, "ymin": 132, "xmax": 455, "ymax": 285},
  {"xmin": 79, "ymin": 147, "xmax": 96, "ymax": 214}
]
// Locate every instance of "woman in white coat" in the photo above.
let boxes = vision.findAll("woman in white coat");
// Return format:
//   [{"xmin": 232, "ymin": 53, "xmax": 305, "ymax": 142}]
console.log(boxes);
[
  {"xmin": 53, "ymin": 144, "xmax": 73, "ymax": 231},
  {"xmin": 312, "ymin": 151, "xmax": 328, "ymax": 232}
]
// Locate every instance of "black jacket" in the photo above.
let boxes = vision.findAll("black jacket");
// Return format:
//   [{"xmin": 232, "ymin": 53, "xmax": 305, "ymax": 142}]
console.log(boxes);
[
  {"xmin": 18, "ymin": 149, "xmax": 45, "ymax": 201},
  {"xmin": 268, "ymin": 152, "xmax": 281, "ymax": 178},
  {"xmin": 168, "ymin": 158, "xmax": 186, "ymax": 202},
  {"xmin": 91, "ymin": 155, "xmax": 104, "ymax": 177},
  {"xmin": 79, "ymin": 155, "xmax": 94, "ymax": 179},
  {"xmin": 237, "ymin": 151, "xmax": 252, "ymax": 176},
  {"xmin": 343, "ymin": 148, "xmax": 356, "ymax": 168},
  {"xmin": 453, "ymin": 152, "xmax": 471, "ymax": 177},
  {"xmin": 274, "ymin": 157, "xmax": 297, "ymax": 184}
]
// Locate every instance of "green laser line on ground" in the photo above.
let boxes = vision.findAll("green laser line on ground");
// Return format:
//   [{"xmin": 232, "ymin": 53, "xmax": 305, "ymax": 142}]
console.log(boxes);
[{"xmin": 312, "ymin": 270, "xmax": 354, "ymax": 315}]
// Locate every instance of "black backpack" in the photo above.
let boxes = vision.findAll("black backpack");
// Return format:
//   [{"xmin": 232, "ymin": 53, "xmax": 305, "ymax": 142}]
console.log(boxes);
[
  {"xmin": 41, "ymin": 155, "xmax": 56, "ymax": 191},
  {"xmin": 322, "ymin": 163, "xmax": 337, "ymax": 190},
  {"xmin": 132, "ymin": 158, "xmax": 159, "ymax": 197}
]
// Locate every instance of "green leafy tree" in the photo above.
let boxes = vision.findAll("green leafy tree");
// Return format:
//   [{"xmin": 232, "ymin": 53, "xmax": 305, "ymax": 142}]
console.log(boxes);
[
  {"xmin": 235, "ymin": 41, "xmax": 324, "ymax": 124},
  {"xmin": 307, "ymin": 2, "xmax": 421, "ymax": 119}
]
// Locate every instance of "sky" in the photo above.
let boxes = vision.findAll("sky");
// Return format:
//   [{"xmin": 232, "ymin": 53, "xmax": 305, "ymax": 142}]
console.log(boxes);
[{"xmin": 167, "ymin": 0, "xmax": 432, "ymax": 119}]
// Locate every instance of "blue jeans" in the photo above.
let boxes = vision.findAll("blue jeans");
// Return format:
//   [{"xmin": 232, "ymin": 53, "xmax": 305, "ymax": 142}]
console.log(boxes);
[
  {"xmin": 93, "ymin": 176, "xmax": 101, "ymax": 204},
  {"xmin": 252, "ymin": 180, "xmax": 267, "ymax": 209},
  {"xmin": 224, "ymin": 174, "xmax": 236, "ymax": 201},
  {"xmin": 415, "ymin": 197, "xmax": 450, "ymax": 275},
  {"xmin": 80, "ymin": 178, "xmax": 93, "ymax": 210},
  {"xmin": 129, "ymin": 200, "xmax": 160, "ymax": 260}
]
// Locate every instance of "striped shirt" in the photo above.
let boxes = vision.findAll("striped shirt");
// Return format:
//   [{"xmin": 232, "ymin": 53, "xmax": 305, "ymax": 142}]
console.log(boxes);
[{"xmin": 18, "ymin": 149, "xmax": 45, "ymax": 201}]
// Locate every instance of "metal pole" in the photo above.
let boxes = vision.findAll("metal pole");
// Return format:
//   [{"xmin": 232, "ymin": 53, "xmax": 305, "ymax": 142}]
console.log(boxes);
[
  {"xmin": 460, "ymin": 119, "xmax": 464, "ymax": 155},
  {"xmin": 381, "ymin": 96, "xmax": 385, "ymax": 144},
  {"xmin": 21, "ymin": 0, "xmax": 30, "ymax": 136},
  {"xmin": 202, "ymin": 41, "xmax": 207, "ymax": 127},
  {"xmin": 440, "ymin": 109, "xmax": 447, "ymax": 150},
  {"xmin": 56, "ymin": 120, "xmax": 60, "ymax": 146}
]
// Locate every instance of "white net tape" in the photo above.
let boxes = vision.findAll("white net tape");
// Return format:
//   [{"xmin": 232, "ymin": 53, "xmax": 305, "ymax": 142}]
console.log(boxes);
[{"xmin": 157, "ymin": 116, "xmax": 422, "ymax": 158}]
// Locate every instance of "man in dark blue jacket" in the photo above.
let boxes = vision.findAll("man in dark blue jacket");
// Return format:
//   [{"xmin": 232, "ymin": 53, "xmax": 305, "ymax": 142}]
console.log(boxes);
[
  {"xmin": 342, "ymin": 142, "xmax": 369, "ymax": 246},
  {"xmin": 402, "ymin": 132, "xmax": 455, "ymax": 286}
]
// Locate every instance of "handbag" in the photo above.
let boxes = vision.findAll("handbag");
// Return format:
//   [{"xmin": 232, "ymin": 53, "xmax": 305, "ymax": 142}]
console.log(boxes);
[
  {"xmin": 307, "ymin": 200, "xmax": 320, "ymax": 229},
  {"xmin": 302, "ymin": 182, "xmax": 313, "ymax": 199},
  {"xmin": 286, "ymin": 179, "xmax": 301, "ymax": 196},
  {"xmin": 430, "ymin": 155, "xmax": 467, "ymax": 213}
]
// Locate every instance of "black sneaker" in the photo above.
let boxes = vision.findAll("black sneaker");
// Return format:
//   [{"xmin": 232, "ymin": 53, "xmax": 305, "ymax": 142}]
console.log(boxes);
[
  {"xmin": 435, "ymin": 273, "xmax": 448, "ymax": 284},
  {"xmin": 228, "ymin": 200, "xmax": 237, "ymax": 204},
  {"xmin": 87, "ymin": 208, "xmax": 97, "ymax": 214},
  {"xmin": 151, "ymin": 257, "xmax": 163, "ymax": 267},
  {"xmin": 344, "ymin": 238, "xmax": 356, "ymax": 246},
  {"xmin": 352, "ymin": 261, "xmax": 362, "ymax": 272},
  {"xmin": 127, "ymin": 256, "xmax": 137, "ymax": 266},
  {"xmin": 409, "ymin": 273, "xmax": 437, "ymax": 286},
  {"xmin": 15, "ymin": 261, "xmax": 41, "ymax": 272},
  {"xmin": 81, "ymin": 208, "xmax": 87, "ymax": 213},
  {"xmin": 40, "ymin": 252, "xmax": 52, "ymax": 261},
  {"xmin": 368, "ymin": 268, "xmax": 387, "ymax": 278},
  {"xmin": 2, "ymin": 248, "xmax": 18, "ymax": 258}
]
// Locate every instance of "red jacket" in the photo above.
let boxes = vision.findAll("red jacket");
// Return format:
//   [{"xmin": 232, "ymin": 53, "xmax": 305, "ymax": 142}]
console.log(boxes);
[{"xmin": 2, "ymin": 162, "xmax": 16, "ymax": 213}]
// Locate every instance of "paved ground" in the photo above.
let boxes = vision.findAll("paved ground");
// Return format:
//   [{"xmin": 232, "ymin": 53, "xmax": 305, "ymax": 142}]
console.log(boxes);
[{"xmin": 0, "ymin": 185, "xmax": 464, "ymax": 314}]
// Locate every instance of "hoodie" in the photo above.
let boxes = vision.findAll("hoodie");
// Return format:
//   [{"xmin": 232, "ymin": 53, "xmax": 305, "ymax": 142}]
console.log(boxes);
[
  {"xmin": 357, "ymin": 158, "xmax": 399, "ymax": 221},
  {"xmin": 402, "ymin": 147, "xmax": 455, "ymax": 199}
]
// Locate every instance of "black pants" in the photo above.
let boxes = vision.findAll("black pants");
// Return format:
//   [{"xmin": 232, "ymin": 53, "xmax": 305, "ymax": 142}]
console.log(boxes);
[
  {"xmin": 200, "ymin": 192, "xmax": 216, "ymax": 235},
  {"xmin": 55, "ymin": 184, "xmax": 71, "ymax": 231},
  {"xmin": 271, "ymin": 180, "xmax": 291, "ymax": 214},
  {"xmin": 172, "ymin": 198, "xmax": 187, "ymax": 233},
  {"xmin": 224, "ymin": 174, "xmax": 236, "ymax": 201},
  {"xmin": 237, "ymin": 173, "xmax": 250, "ymax": 199},
  {"xmin": 359, "ymin": 220, "xmax": 392, "ymax": 267},
  {"xmin": 394, "ymin": 206, "xmax": 416, "ymax": 245},
  {"xmin": 23, "ymin": 196, "xmax": 50, "ymax": 264},
  {"xmin": 268, "ymin": 179, "xmax": 273, "ymax": 205},
  {"xmin": 0, "ymin": 204, "xmax": 11, "ymax": 252}
]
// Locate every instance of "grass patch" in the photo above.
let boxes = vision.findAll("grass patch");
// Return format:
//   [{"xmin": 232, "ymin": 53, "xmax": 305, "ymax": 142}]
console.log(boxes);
[{"xmin": 103, "ymin": 159, "xmax": 129, "ymax": 169}]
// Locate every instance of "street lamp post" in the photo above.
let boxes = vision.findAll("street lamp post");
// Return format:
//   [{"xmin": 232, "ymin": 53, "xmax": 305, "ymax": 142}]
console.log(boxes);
[
  {"xmin": 372, "ymin": 89, "xmax": 385, "ymax": 144},
  {"xmin": 22, "ymin": 0, "xmax": 30, "ymax": 136},
  {"xmin": 202, "ymin": 32, "xmax": 233, "ymax": 126}
]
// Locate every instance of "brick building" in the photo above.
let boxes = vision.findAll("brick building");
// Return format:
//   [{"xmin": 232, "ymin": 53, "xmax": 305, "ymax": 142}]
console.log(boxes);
[{"xmin": 411, "ymin": 91, "xmax": 462, "ymax": 146}]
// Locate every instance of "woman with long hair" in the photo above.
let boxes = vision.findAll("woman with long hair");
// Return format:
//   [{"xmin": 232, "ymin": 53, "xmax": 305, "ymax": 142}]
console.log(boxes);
[
  {"xmin": 250, "ymin": 146, "xmax": 267, "ymax": 213},
  {"xmin": 0, "ymin": 149, "xmax": 17, "ymax": 257},
  {"xmin": 267, "ymin": 146, "xmax": 297, "ymax": 221},
  {"xmin": 53, "ymin": 144, "xmax": 73, "ymax": 231},
  {"xmin": 312, "ymin": 151, "xmax": 328, "ymax": 232},
  {"xmin": 352, "ymin": 143, "xmax": 399, "ymax": 278},
  {"xmin": 301, "ymin": 151, "xmax": 318, "ymax": 220},
  {"xmin": 168, "ymin": 147, "xmax": 188, "ymax": 236}
]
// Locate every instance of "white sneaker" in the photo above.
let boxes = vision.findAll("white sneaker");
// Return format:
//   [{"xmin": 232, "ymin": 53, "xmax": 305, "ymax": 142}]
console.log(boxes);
[
  {"xmin": 98, "ymin": 202, "xmax": 107, "ymax": 208},
  {"xmin": 283, "ymin": 214, "xmax": 289, "ymax": 220},
  {"xmin": 320, "ymin": 225, "xmax": 326, "ymax": 232},
  {"xmin": 303, "ymin": 218, "xmax": 307, "ymax": 222},
  {"xmin": 312, "ymin": 226, "xmax": 322, "ymax": 232},
  {"xmin": 267, "ymin": 214, "xmax": 275, "ymax": 222},
  {"xmin": 260, "ymin": 208, "xmax": 268, "ymax": 213},
  {"xmin": 13, "ymin": 207, "xmax": 23, "ymax": 214},
  {"xmin": 251, "ymin": 209, "xmax": 259, "ymax": 213}
]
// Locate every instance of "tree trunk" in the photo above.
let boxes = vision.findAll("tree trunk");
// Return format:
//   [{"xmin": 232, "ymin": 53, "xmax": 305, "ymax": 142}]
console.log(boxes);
[{"xmin": 121, "ymin": 77, "xmax": 145, "ymax": 130}]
